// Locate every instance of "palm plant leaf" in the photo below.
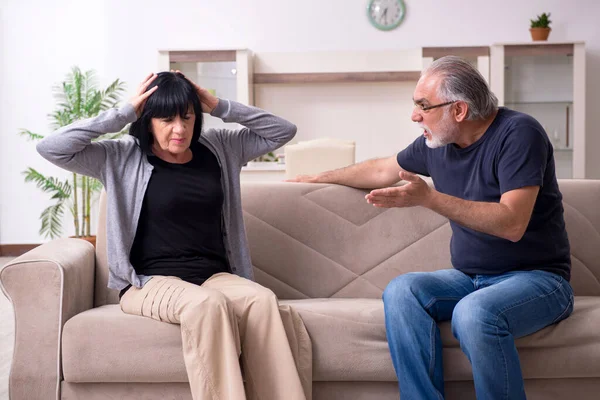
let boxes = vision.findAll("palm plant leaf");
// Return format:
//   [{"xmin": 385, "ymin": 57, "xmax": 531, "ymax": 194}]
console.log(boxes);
[
  {"xmin": 96, "ymin": 125, "xmax": 129, "ymax": 141},
  {"xmin": 40, "ymin": 202, "xmax": 65, "ymax": 239},
  {"xmin": 82, "ymin": 70, "xmax": 96, "ymax": 114},
  {"xmin": 50, "ymin": 109, "xmax": 74, "ymax": 129},
  {"xmin": 18, "ymin": 129, "xmax": 45, "ymax": 141},
  {"xmin": 100, "ymin": 79, "xmax": 127, "ymax": 111},
  {"xmin": 23, "ymin": 168, "xmax": 72, "ymax": 200},
  {"xmin": 86, "ymin": 91, "xmax": 103, "ymax": 117},
  {"xmin": 87, "ymin": 177, "xmax": 103, "ymax": 193},
  {"xmin": 53, "ymin": 82, "xmax": 70, "ymax": 110},
  {"xmin": 72, "ymin": 67, "xmax": 83, "ymax": 118}
]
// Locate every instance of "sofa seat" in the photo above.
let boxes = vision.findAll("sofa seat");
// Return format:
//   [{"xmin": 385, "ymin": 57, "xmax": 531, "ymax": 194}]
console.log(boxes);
[{"xmin": 62, "ymin": 297, "xmax": 600, "ymax": 384}]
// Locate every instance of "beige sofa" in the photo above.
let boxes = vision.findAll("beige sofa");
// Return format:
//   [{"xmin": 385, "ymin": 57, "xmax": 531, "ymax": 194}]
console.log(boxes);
[{"xmin": 2, "ymin": 180, "xmax": 600, "ymax": 400}]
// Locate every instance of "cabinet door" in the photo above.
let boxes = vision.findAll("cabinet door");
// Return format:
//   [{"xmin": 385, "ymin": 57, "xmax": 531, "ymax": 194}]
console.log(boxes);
[{"xmin": 491, "ymin": 43, "xmax": 586, "ymax": 179}]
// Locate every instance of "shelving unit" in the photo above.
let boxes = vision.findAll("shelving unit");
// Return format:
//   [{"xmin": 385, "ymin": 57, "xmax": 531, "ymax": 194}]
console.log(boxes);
[
  {"xmin": 490, "ymin": 42, "xmax": 586, "ymax": 179},
  {"xmin": 153, "ymin": 44, "xmax": 587, "ymax": 177}
]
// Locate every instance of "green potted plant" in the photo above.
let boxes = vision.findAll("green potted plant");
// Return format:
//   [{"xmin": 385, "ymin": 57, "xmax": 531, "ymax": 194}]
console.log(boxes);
[
  {"xmin": 246, "ymin": 151, "xmax": 279, "ymax": 167},
  {"xmin": 19, "ymin": 66, "xmax": 127, "ymax": 244},
  {"xmin": 530, "ymin": 12, "xmax": 552, "ymax": 41}
]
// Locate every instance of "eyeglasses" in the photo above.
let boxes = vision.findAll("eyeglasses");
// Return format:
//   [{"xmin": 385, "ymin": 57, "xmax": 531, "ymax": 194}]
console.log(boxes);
[{"xmin": 414, "ymin": 100, "xmax": 456, "ymax": 112}]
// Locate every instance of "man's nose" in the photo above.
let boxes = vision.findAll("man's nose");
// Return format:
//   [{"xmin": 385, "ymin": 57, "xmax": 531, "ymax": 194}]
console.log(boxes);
[{"xmin": 411, "ymin": 108, "xmax": 422, "ymax": 122}]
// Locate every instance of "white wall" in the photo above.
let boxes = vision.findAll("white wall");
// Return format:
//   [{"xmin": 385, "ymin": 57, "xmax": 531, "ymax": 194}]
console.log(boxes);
[
  {"xmin": 255, "ymin": 81, "xmax": 420, "ymax": 163},
  {"xmin": 0, "ymin": 0, "xmax": 108, "ymax": 243},
  {"xmin": 2, "ymin": 0, "xmax": 600, "ymax": 244}
]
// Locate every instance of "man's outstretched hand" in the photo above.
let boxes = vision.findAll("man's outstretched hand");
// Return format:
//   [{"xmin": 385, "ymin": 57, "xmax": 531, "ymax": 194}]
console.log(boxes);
[{"xmin": 365, "ymin": 170, "xmax": 433, "ymax": 208}]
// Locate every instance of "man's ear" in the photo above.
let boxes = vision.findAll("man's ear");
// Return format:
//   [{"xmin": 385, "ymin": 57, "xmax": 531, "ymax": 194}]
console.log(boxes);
[{"xmin": 453, "ymin": 101, "xmax": 468, "ymax": 122}]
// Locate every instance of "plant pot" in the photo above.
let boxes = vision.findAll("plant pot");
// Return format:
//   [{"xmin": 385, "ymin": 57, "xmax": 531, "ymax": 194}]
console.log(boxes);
[
  {"xmin": 530, "ymin": 27, "xmax": 551, "ymax": 41},
  {"xmin": 70, "ymin": 235, "xmax": 97, "ymax": 247}
]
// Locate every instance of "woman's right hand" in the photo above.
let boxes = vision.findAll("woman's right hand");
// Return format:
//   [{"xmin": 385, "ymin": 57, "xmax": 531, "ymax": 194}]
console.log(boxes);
[{"xmin": 130, "ymin": 73, "xmax": 159, "ymax": 117}]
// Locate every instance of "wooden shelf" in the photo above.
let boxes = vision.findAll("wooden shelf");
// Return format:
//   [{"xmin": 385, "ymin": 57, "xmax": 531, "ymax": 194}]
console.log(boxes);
[
  {"xmin": 423, "ymin": 46, "xmax": 489, "ymax": 58},
  {"xmin": 503, "ymin": 43, "xmax": 574, "ymax": 57},
  {"xmin": 253, "ymin": 71, "xmax": 421, "ymax": 84},
  {"xmin": 169, "ymin": 50, "xmax": 237, "ymax": 63}
]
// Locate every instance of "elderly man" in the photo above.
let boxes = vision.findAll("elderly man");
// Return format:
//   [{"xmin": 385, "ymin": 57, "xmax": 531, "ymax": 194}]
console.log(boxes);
[{"xmin": 289, "ymin": 56, "xmax": 573, "ymax": 400}]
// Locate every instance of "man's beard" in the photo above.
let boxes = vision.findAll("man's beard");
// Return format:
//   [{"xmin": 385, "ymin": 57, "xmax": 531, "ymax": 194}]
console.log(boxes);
[{"xmin": 422, "ymin": 112, "xmax": 457, "ymax": 149}]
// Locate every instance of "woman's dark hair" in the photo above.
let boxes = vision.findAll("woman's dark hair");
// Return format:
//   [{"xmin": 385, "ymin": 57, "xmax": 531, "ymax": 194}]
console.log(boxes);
[{"xmin": 129, "ymin": 72, "xmax": 203, "ymax": 153}]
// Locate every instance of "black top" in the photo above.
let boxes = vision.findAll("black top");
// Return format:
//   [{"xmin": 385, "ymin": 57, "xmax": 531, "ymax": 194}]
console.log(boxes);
[
  {"xmin": 397, "ymin": 107, "xmax": 571, "ymax": 280},
  {"xmin": 128, "ymin": 141, "xmax": 229, "ymax": 291}
]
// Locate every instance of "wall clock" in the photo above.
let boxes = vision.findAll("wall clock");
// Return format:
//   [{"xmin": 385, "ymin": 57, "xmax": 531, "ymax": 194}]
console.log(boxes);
[{"xmin": 367, "ymin": 0, "xmax": 406, "ymax": 31}]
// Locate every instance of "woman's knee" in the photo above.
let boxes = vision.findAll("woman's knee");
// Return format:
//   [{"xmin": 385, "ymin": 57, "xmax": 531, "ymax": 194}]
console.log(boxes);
[
  {"xmin": 181, "ymin": 290, "xmax": 231, "ymax": 321},
  {"xmin": 251, "ymin": 286, "xmax": 278, "ymax": 310}
]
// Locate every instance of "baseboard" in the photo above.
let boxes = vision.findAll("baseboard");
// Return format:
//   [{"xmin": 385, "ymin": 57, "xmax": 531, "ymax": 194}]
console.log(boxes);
[{"xmin": 0, "ymin": 244, "xmax": 41, "ymax": 257}]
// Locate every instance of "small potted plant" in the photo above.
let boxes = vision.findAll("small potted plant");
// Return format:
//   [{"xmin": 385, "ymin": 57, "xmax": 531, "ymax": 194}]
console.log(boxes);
[
  {"xmin": 530, "ymin": 12, "xmax": 552, "ymax": 41},
  {"xmin": 247, "ymin": 151, "xmax": 278, "ymax": 167}
]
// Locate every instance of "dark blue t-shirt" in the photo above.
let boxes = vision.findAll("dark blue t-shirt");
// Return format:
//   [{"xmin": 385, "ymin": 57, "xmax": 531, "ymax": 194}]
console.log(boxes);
[{"xmin": 397, "ymin": 108, "xmax": 571, "ymax": 280}]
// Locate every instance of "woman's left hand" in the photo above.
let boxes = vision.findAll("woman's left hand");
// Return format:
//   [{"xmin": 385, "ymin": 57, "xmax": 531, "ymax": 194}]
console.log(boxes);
[{"xmin": 171, "ymin": 70, "xmax": 219, "ymax": 113}]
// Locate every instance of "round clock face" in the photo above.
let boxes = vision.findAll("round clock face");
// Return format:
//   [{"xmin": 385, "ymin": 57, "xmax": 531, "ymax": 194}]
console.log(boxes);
[{"xmin": 367, "ymin": 0, "xmax": 406, "ymax": 31}]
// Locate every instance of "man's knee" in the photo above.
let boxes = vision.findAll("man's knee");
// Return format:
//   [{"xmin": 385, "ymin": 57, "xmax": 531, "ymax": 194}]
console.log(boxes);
[
  {"xmin": 383, "ymin": 272, "xmax": 427, "ymax": 305},
  {"xmin": 452, "ymin": 296, "xmax": 504, "ymax": 342}
]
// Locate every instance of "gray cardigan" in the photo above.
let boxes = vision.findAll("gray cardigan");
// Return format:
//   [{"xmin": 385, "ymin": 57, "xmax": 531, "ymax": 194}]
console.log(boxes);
[{"xmin": 37, "ymin": 99, "xmax": 296, "ymax": 290}]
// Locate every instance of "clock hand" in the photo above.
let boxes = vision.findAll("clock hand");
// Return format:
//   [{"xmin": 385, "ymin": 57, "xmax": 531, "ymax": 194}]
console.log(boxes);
[{"xmin": 381, "ymin": 7, "xmax": 388, "ymax": 24}]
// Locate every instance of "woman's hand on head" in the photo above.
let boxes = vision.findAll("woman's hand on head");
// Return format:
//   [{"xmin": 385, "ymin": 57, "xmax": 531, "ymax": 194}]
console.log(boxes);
[
  {"xmin": 130, "ymin": 73, "xmax": 159, "ymax": 117},
  {"xmin": 171, "ymin": 70, "xmax": 219, "ymax": 113}
]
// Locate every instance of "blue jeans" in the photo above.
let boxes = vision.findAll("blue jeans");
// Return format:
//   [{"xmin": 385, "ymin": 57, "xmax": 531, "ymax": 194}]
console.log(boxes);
[{"xmin": 382, "ymin": 269, "xmax": 574, "ymax": 400}]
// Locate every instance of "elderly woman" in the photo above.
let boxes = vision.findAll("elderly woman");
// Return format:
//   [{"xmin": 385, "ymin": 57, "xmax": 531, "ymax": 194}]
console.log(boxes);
[{"xmin": 37, "ymin": 72, "xmax": 309, "ymax": 400}]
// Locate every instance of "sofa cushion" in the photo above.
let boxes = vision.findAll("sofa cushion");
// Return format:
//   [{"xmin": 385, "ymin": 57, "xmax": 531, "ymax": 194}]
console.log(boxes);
[
  {"xmin": 62, "ymin": 305, "xmax": 188, "ymax": 383},
  {"xmin": 62, "ymin": 298, "xmax": 600, "ymax": 383},
  {"xmin": 290, "ymin": 297, "xmax": 600, "ymax": 382}
]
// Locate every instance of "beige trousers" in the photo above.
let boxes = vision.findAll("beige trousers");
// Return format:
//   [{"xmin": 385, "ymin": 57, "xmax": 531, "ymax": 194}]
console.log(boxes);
[{"xmin": 120, "ymin": 273, "xmax": 312, "ymax": 400}]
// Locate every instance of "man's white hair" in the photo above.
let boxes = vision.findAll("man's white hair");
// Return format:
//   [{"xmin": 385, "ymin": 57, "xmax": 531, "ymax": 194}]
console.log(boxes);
[{"xmin": 423, "ymin": 56, "xmax": 498, "ymax": 121}]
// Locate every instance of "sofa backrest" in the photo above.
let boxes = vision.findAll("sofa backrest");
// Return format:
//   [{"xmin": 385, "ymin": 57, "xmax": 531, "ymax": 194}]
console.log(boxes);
[
  {"xmin": 95, "ymin": 190, "xmax": 116, "ymax": 306},
  {"xmin": 94, "ymin": 180, "xmax": 600, "ymax": 306}
]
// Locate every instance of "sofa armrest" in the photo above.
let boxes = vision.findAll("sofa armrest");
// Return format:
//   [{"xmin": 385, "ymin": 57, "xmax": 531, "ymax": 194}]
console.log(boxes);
[{"xmin": 0, "ymin": 238, "xmax": 95, "ymax": 400}]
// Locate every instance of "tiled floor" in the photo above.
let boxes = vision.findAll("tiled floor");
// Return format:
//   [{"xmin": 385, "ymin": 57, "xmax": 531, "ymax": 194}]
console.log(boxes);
[{"xmin": 0, "ymin": 257, "xmax": 16, "ymax": 400}]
